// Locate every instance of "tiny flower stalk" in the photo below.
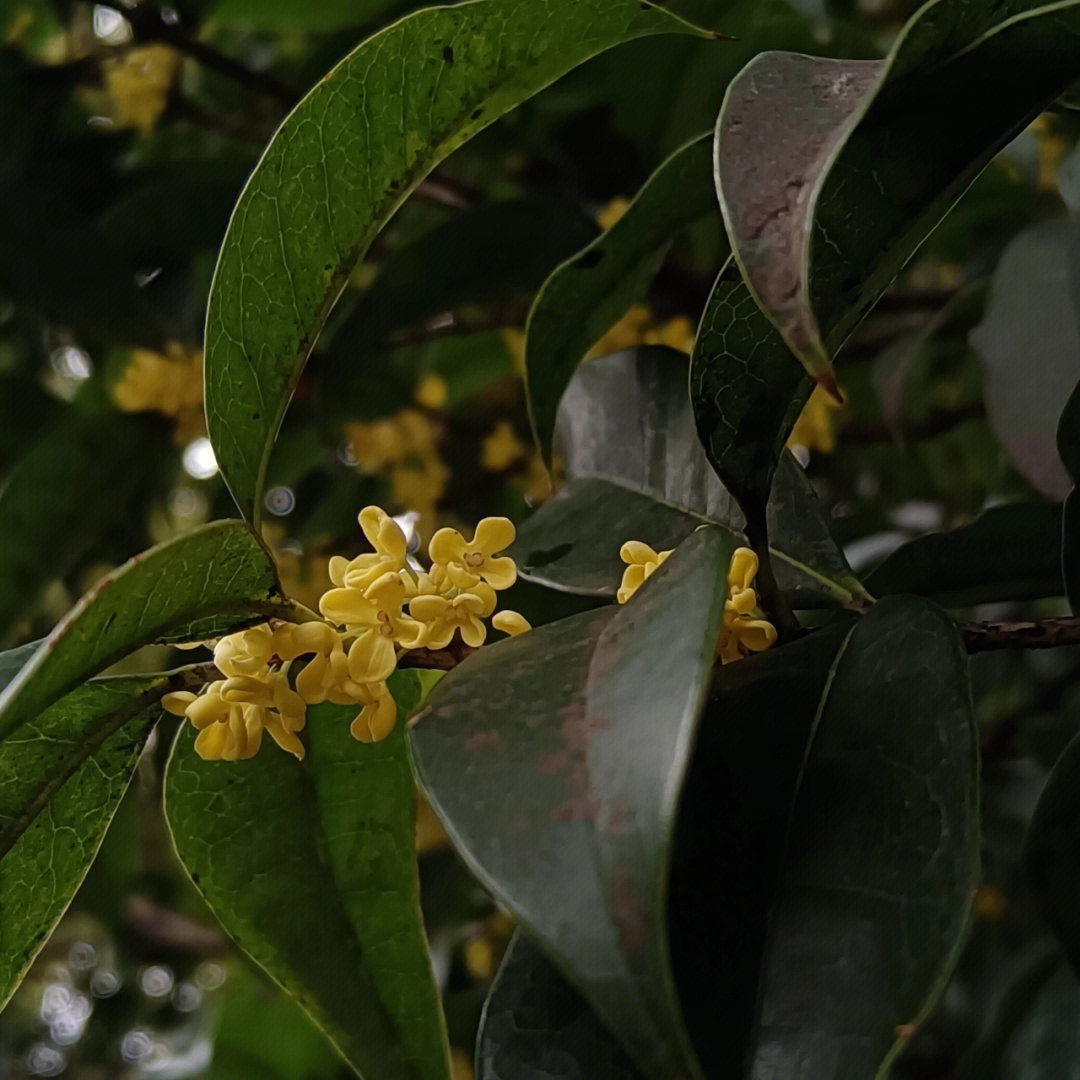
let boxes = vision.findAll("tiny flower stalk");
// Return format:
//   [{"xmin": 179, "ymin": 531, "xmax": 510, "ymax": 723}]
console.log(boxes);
[{"xmin": 165, "ymin": 507, "xmax": 530, "ymax": 762}]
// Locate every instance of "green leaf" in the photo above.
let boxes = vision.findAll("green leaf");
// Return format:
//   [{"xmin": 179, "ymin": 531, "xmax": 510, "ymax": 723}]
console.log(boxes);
[
  {"xmin": 863, "ymin": 503, "xmax": 1064, "ymax": 606},
  {"xmin": 204, "ymin": 0, "xmax": 707, "ymax": 524},
  {"xmin": 525, "ymin": 132, "xmax": 719, "ymax": 459},
  {"xmin": 1057, "ymin": 367, "xmax": 1080, "ymax": 613},
  {"xmin": 511, "ymin": 348, "xmax": 866, "ymax": 607},
  {"xmin": 747, "ymin": 595, "xmax": 979, "ymax": 1079},
  {"xmin": 717, "ymin": 0, "xmax": 1080, "ymax": 379},
  {"xmin": 477, "ymin": 932, "xmax": 643, "ymax": 1080},
  {"xmin": 690, "ymin": 261, "xmax": 811, "ymax": 508},
  {"xmin": 971, "ymin": 220, "xmax": 1080, "ymax": 499},
  {"xmin": 165, "ymin": 669, "xmax": 450, "ymax": 1080},
  {"xmin": 202, "ymin": 964, "xmax": 345, "ymax": 1080},
  {"xmin": 410, "ymin": 527, "xmax": 736, "ymax": 1080},
  {"xmin": 0, "ymin": 409, "xmax": 164, "ymax": 642},
  {"xmin": 0, "ymin": 658, "xmax": 193, "ymax": 1007},
  {"xmin": 1026, "ymin": 730, "xmax": 1080, "ymax": 975},
  {"xmin": 700, "ymin": 1, "xmax": 1080, "ymax": 503},
  {"xmin": 0, "ymin": 521, "xmax": 282, "ymax": 741}
]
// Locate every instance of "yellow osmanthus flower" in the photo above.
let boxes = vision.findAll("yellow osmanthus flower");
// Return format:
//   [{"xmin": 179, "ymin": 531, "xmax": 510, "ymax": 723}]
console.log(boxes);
[
  {"xmin": 171, "ymin": 506, "xmax": 526, "ymax": 760},
  {"xmin": 429, "ymin": 518, "xmax": 518, "ymax": 591},
  {"xmin": 615, "ymin": 542, "xmax": 776, "ymax": 664},
  {"xmin": 480, "ymin": 420, "xmax": 526, "ymax": 472},
  {"xmin": 410, "ymin": 589, "xmax": 494, "ymax": 649},
  {"xmin": 112, "ymin": 341, "xmax": 204, "ymax": 442},
  {"xmin": 163, "ymin": 672, "xmax": 306, "ymax": 762},
  {"xmin": 616, "ymin": 541, "xmax": 672, "ymax": 604},
  {"xmin": 415, "ymin": 373, "xmax": 449, "ymax": 410},
  {"xmin": 718, "ymin": 547, "xmax": 777, "ymax": 664},
  {"xmin": 786, "ymin": 383, "xmax": 841, "ymax": 455},
  {"xmin": 643, "ymin": 314, "xmax": 696, "ymax": 354},
  {"xmin": 596, "ymin": 196, "xmax": 631, "ymax": 231},
  {"xmin": 104, "ymin": 44, "xmax": 179, "ymax": 135},
  {"xmin": 320, "ymin": 571, "xmax": 426, "ymax": 682}
]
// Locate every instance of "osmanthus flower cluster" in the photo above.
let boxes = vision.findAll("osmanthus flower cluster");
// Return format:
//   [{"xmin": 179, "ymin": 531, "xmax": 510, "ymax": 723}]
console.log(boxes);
[
  {"xmin": 112, "ymin": 341, "xmax": 205, "ymax": 442},
  {"xmin": 617, "ymin": 541, "xmax": 778, "ymax": 663},
  {"xmin": 163, "ymin": 507, "xmax": 530, "ymax": 762}
]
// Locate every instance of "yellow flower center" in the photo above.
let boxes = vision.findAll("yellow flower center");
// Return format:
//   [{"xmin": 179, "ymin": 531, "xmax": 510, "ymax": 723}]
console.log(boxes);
[
  {"xmin": 465, "ymin": 552, "xmax": 485, "ymax": 568},
  {"xmin": 377, "ymin": 610, "xmax": 394, "ymax": 635}
]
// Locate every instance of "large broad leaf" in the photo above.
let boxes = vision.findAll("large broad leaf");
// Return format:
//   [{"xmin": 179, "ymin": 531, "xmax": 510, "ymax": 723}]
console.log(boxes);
[
  {"xmin": 203, "ymin": 0, "xmax": 706, "ymax": 524},
  {"xmin": 1026, "ymin": 730, "xmax": 1080, "ymax": 975},
  {"xmin": 165, "ymin": 669, "xmax": 451, "ymax": 1080},
  {"xmin": 698, "ymin": 0, "xmax": 1080, "ymax": 505},
  {"xmin": 0, "ymin": 408, "xmax": 164, "ymax": 643},
  {"xmin": 525, "ymin": 132, "xmax": 719, "ymax": 460},
  {"xmin": 476, "ymin": 932, "xmax": 643, "ymax": 1080},
  {"xmin": 717, "ymin": 0, "xmax": 1080, "ymax": 379},
  {"xmin": 863, "ymin": 503, "xmax": 1064, "ymax": 606},
  {"xmin": 0, "ymin": 651, "xmax": 198, "ymax": 1007},
  {"xmin": 511, "ymin": 348, "xmax": 867, "ymax": 608},
  {"xmin": 745, "ymin": 595, "xmax": 979, "ymax": 1079},
  {"xmin": 0, "ymin": 521, "xmax": 282, "ymax": 741},
  {"xmin": 411, "ymin": 527, "xmax": 736, "ymax": 1080},
  {"xmin": 970, "ymin": 220, "xmax": 1080, "ymax": 499}
]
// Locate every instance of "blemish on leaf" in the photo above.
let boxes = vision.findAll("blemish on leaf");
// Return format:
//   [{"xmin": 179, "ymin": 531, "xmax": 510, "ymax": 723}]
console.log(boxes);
[{"xmin": 465, "ymin": 729, "xmax": 501, "ymax": 751}]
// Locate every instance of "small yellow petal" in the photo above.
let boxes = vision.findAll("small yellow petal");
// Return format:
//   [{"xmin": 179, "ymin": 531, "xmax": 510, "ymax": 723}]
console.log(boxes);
[
  {"xmin": 492, "ymin": 610, "xmax": 531, "ymax": 636},
  {"xmin": 472, "ymin": 517, "xmax": 515, "ymax": 555}
]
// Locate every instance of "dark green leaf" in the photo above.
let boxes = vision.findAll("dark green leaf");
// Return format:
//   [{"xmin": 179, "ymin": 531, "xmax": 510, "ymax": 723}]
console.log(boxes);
[
  {"xmin": 525, "ymin": 133, "xmax": 718, "ymax": 459},
  {"xmin": 864, "ymin": 503, "xmax": 1064, "ymax": 606},
  {"xmin": 203, "ymin": 0, "xmax": 706, "ymax": 523},
  {"xmin": 411, "ymin": 527, "xmax": 736, "ymax": 1080},
  {"xmin": 702, "ymin": 1, "xmax": 1080, "ymax": 503},
  {"xmin": 748, "ymin": 595, "xmax": 979, "ymax": 1079},
  {"xmin": 971, "ymin": 220, "xmax": 1080, "ymax": 499},
  {"xmin": 689, "ymin": 261, "xmax": 811, "ymax": 508},
  {"xmin": 1026, "ymin": 730, "xmax": 1080, "ymax": 976},
  {"xmin": 0, "ymin": 521, "xmax": 282, "ymax": 741},
  {"xmin": 668, "ymin": 623, "xmax": 851, "ymax": 1076},
  {"xmin": 1063, "ymin": 490, "xmax": 1080, "ymax": 613},
  {"xmin": 0, "ymin": 410, "xmax": 164, "ymax": 642},
  {"xmin": 165, "ymin": 670, "xmax": 450, "ymax": 1080},
  {"xmin": 0, "ymin": 660, "xmax": 190, "ymax": 1007},
  {"xmin": 718, "ymin": 0, "xmax": 1080, "ymax": 378},
  {"xmin": 477, "ymin": 932, "xmax": 643, "ymax": 1080},
  {"xmin": 512, "ymin": 348, "xmax": 866, "ymax": 607}
]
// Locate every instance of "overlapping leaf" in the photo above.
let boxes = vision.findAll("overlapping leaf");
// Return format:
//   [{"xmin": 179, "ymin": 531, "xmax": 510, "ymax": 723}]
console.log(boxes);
[
  {"xmin": 412, "ymin": 527, "xmax": 735, "ymax": 1080},
  {"xmin": 698, "ymin": 0, "xmax": 1080, "ymax": 505},
  {"xmin": 203, "ymin": 0, "xmax": 707, "ymax": 522},
  {"xmin": 0, "ymin": 650, "xmax": 197, "ymax": 1007},
  {"xmin": 0, "ymin": 521, "xmax": 282, "ymax": 741},
  {"xmin": 525, "ymin": 132, "xmax": 719, "ymax": 459},
  {"xmin": 165, "ymin": 670, "xmax": 450, "ymax": 1080},
  {"xmin": 511, "ymin": 348, "xmax": 866, "ymax": 607},
  {"xmin": 477, "ymin": 932, "xmax": 642, "ymax": 1080},
  {"xmin": 745, "ymin": 596, "xmax": 979, "ymax": 1079},
  {"xmin": 864, "ymin": 503, "xmax": 1064, "ymax": 606}
]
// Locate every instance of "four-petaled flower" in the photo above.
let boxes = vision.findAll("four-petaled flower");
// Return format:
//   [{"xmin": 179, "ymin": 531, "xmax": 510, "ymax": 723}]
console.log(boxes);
[
  {"xmin": 429, "ymin": 518, "xmax": 517, "ymax": 590},
  {"xmin": 410, "ymin": 588, "xmax": 495, "ymax": 649}
]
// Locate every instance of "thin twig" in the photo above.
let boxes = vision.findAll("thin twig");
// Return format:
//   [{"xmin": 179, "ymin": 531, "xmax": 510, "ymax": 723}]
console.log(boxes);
[{"xmin": 961, "ymin": 617, "xmax": 1080, "ymax": 653}]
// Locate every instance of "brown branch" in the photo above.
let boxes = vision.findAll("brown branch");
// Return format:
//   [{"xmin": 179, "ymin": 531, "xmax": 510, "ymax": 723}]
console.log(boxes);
[
  {"xmin": 742, "ymin": 501, "xmax": 800, "ymax": 640},
  {"xmin": 399, "ymin": 642, "xmax": 478, "ymax": 670},
  {"xmin": 961, "ymin": 617, "xmax": 1080, "ymax": 653}
]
